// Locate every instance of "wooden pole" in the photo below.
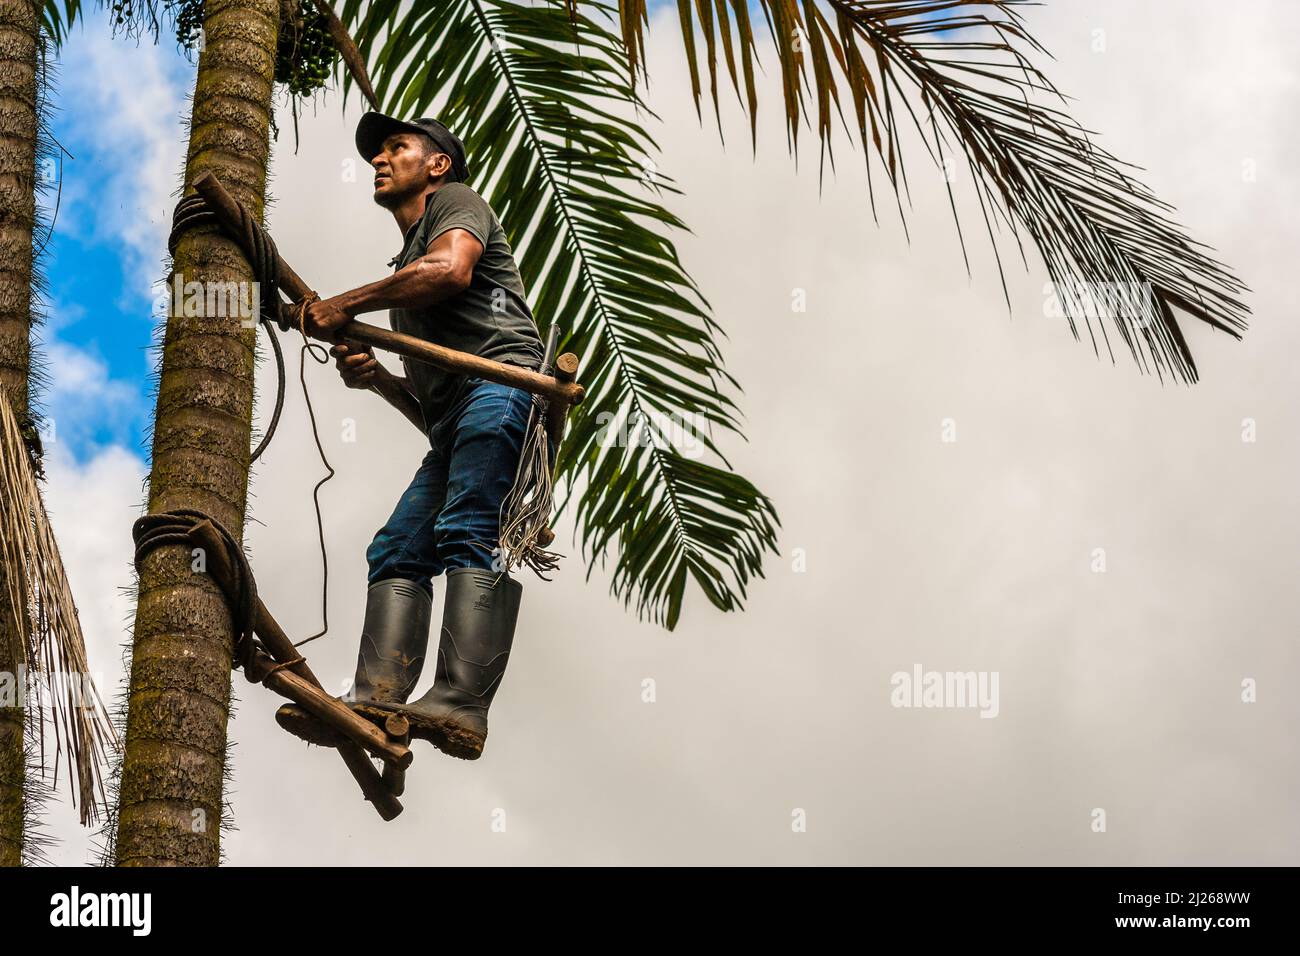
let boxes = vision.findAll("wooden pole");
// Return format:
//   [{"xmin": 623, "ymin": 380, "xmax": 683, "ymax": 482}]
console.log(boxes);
[
  {"xmin": 339, "ymin": 321, "xmax": 585, "ymax": 407},
  {"xmin": 545, "ymin": 352, "xmax": 580, "ymax": 451},
  {"xmin": 189, "ymin": 521, "xmax": 405, "ymax": 818},
  {"xmin": 191, "ymin": 172, "xmax": 586, "ymax": 408},
  {"xmin": 380, "ymin": 714, "xmax": 409, "ymax": 798}
]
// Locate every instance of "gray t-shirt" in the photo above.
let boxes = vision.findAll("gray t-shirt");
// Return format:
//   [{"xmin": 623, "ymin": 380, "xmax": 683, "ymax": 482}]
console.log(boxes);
[{"xmin": 388, "ymin": 183, "xmax": 543, "ymax": 428}]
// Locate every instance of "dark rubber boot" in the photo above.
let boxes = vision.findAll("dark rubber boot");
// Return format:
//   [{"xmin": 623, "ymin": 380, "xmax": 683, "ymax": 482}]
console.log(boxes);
[
  {"xmin": 347, "ymin": 578, "xmax": 432, "ymax": 714},
  {"xmin": 276, "ymin": 578, "xmax": 431, "ymax": 747},
  {"xmin": 372, "ymin": 568, "xmax": 522, "ymax": 760}
]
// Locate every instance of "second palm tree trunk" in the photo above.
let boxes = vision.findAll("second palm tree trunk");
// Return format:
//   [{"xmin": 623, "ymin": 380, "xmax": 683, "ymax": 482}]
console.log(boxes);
[
  {"xmin": 113, "ymin": 0, "xmax": 279, "ymax": 867},
  {"xmin": 0, "ymin": 0, "xmax": 40, "ymax": 869}
]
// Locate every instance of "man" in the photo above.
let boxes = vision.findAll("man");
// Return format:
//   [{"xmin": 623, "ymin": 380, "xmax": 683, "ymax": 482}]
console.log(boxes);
[{"xmin": 277, "ymin": 111, "xmax": 544, "ymax": 761}]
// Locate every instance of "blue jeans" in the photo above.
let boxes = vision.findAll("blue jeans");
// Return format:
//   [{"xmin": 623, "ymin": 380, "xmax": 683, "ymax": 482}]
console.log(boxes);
[{"xmin": 366, "ymin": 377, "xmax": 535, "ymax": 591}]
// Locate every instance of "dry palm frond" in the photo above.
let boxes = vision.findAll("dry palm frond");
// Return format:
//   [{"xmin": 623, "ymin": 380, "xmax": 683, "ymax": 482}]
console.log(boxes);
[
  {"xmin": 19, "ymin": 726, "xmax": 57, "ymax": 866},
  {"xmin": 0, "ymin": 398, "xmax": 118, "ymax": 826},
  {"xmin": 617, "ymin": 0, "xmax": 1249, "ymax": 383}
]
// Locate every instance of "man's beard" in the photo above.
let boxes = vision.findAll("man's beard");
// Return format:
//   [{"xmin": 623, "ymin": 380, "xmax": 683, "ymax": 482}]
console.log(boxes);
[{"xmin": 373, "ymin": 177, "xmax": 420, "ymax": 210}]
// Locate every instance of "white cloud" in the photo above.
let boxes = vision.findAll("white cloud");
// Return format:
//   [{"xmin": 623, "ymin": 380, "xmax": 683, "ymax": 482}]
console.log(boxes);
[
  {"xmin": 38, "ymin": 297, "xmax": 86, "ymax": 337},
  {"xmin": 213, "ymin": 0, "xmax": 1299, "ymax": 865},
  {"xmin": 33, "ymin": 335, "xmax": 147, "ymax": 455},
  {"xmin": 53, "ymin": 15, "xmax": 189, "ymax": 304}
]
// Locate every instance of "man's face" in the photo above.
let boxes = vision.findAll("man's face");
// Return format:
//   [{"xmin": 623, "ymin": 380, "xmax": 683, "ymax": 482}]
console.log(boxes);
[{"xmin": 370, "ymin": 132, "xmax": 452, "ymax": 208}]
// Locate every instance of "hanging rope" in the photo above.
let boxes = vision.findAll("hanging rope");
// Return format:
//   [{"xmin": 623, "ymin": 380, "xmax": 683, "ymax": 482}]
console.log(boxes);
[
  {"xmin": 166, "ymin": 193, "xmax": 334, "ymax": 644},
  {"xmin": 498, "ymin": 392, "xmax": 561, "ymax": 577},
  {"xmin": 498, "ymin": 326, "xmax": 563, "ymax": 577}
]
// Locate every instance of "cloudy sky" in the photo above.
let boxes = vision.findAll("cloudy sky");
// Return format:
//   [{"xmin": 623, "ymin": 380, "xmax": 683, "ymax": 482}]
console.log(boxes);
[{"xmin": 29, "ymin": 1, "xmax": 1299, "ymax": 864}]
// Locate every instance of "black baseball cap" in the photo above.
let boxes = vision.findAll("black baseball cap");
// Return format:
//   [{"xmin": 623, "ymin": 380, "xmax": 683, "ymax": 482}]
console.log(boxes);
[{"xmin": 355, "ymin": 110, "xmax": 471, "ymax": 183}]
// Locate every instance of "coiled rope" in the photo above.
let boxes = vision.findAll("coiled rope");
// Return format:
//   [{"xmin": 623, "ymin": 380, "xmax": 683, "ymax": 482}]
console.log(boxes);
[
  {"xmin": 168, "ymin": 193, "xmax": 286, "ymax": 463},
  {"xmin": 130, "ymin": 509, "xmax": 305, "ymax": 677},
  {"xmin": 130, "ymin": 509, "xmax": 259, "ymax": 670}
]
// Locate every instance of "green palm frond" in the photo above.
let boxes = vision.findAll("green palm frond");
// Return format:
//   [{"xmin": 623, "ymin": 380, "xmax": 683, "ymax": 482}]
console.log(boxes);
[
  {"xmin": 339, "ymin": 0, "xmax": 778, "ymax": 628},
  {"xmin": 618, "ymin": 0, "xmax": 1249, "ymax": 382},
  {"xmin": 40, "ymin": 0, "xmax": 80, "ymax": 44},
  {"xmin": 41, "ymin": 0, "xmax": 178, "ymax": 46}
]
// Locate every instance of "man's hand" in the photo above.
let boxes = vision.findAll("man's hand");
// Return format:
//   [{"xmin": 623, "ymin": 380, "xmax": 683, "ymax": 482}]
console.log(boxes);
[
  {"xmin": 332, "ymin": 341, "xmax": 381, "ymax": 389},
  {"xmin": 304, "ymin": 295, "xmax": 354, "ymax": 339},
  {"xmin": 333, "ymin": 341, "xmax": 422, "ymax": 430}
]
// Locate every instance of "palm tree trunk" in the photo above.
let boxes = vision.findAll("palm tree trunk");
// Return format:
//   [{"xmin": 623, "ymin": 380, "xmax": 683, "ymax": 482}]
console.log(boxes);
[
  {"xmin": 0, "ymin": 0, "xmax": 40, "ymax": 869},
  {"xmin": 114, "ymin": 0, "xmax": 279, "ymax": 867}
]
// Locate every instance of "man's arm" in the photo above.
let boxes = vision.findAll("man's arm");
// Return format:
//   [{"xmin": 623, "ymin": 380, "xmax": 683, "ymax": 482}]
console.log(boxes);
[
  {"xmin": 304, "ymin": 228, "xmax": 484, "ymax": 338},
  {"xmin": 308, "ymin": 227, "xmax": 485, "ymax": 430}
]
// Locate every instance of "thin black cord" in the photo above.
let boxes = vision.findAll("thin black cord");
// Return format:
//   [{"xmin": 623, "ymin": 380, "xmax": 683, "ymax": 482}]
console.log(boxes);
[
  {"xmin": 291, "ymin": 304, "xmax": 335, "ymax": 648},
  {"xmin": 250, "ymin": 317, "xmax": 285, "ymax": 463}
]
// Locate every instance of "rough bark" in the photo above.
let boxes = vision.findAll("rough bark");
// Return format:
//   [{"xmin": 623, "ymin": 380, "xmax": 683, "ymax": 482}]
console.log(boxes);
[
  {"xmin": 0, "ymin": 0, "xmax": 39, "ymax": 869},
  {"xmin": 114, "ymin": 0, "xmax": 280, "ymax": 867}
]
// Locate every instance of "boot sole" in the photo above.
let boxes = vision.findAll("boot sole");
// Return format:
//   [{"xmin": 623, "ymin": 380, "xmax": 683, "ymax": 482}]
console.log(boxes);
[
  {"xmin": 275, "ymin": 702, "xmax": 484, "ymax": 761},
  {"xmin": 358, "ymin": 701, "xmax": 485, "ymax": 761},
  {"xmin": 275, "ymin": 704, "xmax": 349, "ymax": 749}
]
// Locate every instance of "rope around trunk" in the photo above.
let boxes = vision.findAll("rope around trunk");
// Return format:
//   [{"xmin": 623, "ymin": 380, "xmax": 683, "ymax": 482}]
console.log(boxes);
[
  {"xmin": 168, "ymin": 193, "xmax": 286, "ymax": 463},
  {"xmin": 130, "ymin": 510, "xmax": 306, "ymax": 678},
  {"xmin": 131, "ymin": 510, "xmax": 259, "ymax": 670}
]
